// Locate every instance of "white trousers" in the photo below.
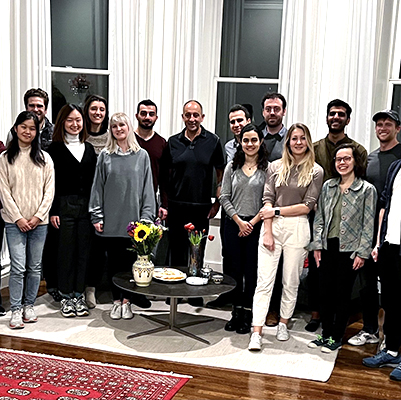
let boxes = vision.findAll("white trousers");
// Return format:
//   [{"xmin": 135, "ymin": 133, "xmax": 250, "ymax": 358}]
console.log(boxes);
[{"xmin": 252, "ymin": 215, "xmax": 309, "ymax": 325}]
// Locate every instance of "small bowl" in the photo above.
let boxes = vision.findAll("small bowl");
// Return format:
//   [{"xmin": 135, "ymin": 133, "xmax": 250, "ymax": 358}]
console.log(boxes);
[{"xmin": 212, "ymin": 274, "xmax": 223, "ymax": 284}]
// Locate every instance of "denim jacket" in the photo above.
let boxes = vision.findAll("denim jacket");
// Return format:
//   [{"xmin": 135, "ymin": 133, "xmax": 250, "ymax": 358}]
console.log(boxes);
[{"xmin": 309, "ymin": 177, "xmax": 377, "ymax": 259}]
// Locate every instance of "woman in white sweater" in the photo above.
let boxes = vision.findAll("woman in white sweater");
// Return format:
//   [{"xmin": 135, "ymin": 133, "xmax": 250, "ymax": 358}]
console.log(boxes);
[{"xmin": 0, "ymin": 111, "xmax": 54, "ymax": 329}]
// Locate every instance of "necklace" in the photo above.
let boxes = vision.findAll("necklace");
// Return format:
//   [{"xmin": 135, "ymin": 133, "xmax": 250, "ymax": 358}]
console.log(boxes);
[{"xmin": 244, "ymin": 163, "xmax": 257, "ymax": 170}]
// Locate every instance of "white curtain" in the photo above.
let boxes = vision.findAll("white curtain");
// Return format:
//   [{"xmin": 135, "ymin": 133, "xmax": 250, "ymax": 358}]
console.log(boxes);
[
  {"xmin": 279, "ymin": 0, "xmax": 397, "ymax": 151},
  {"xmin": 109, "ymin": 0, "xmax": 224, "ymax": 138}
]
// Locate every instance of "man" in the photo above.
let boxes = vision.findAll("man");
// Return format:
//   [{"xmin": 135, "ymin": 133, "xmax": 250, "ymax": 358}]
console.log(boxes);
[
  {"xmin": 160, "ymin": 100, "xmax": 225, "ymax": 273},
  {"xmin": 348, "ymin": 109, "xmax": 401, "ymax": 346},
  {"xmin": 258, "ymin": 92, "xmax": 288, "ymax": 162},
  {"xmin": 306, "ymin": 99, "xmax": 368, "ymax": 332},
  {"xmin": 7, "ymin": 88, "xmax": 53, "ymax": 150},
  {"xmin": 134, "ymin": 99, "xmax": 167, "ymax": 219},
  {"xmin": 225, "ymin": 104, "xmax": 251, "ymax": 162},
  {"xmin": 362, "ymin": 125, "xmax": 401, "ymax": 381}
]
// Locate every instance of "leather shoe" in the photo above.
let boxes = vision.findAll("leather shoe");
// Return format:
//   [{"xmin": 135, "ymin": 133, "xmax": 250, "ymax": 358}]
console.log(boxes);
[
  {"xmin": 265, "ymin": 310, "xmax": 279, "ymax": 326},
  {"xmin": 305, "ymin": 319, "xmax": 321, "ymax": 332},
  {"xmin": 236, "ymin": 308, "xmax": 252, "ymax": 334},
  {"xmin": 225, "ymin": 306, "xmax": 242, "ymax": 331}
]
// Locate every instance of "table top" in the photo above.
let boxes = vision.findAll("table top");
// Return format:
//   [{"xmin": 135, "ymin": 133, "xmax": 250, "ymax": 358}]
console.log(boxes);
[{"xmin": 112, "ymin": 268, "xmax": 236, "ymax": 299}]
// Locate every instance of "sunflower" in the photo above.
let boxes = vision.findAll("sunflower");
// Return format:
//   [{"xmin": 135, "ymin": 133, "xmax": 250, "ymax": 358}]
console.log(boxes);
[{"xmin": 133, "ymin": 223, "xmax": 151, "ymax": 242}]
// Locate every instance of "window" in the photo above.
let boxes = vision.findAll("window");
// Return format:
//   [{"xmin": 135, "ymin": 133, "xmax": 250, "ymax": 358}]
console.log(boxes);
[{"xmin": 215, "ymin": 0, "xmax": 283, "ymax": 146}]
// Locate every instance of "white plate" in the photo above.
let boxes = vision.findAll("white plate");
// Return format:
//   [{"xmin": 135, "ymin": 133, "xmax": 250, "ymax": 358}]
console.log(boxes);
[
  {"xmin": 153, "ymin": 267, "xmax": 187, "ymax": 282},
  {"xmin": 186, "ymin": 277, "xmax": 209, "ymax": 286}
]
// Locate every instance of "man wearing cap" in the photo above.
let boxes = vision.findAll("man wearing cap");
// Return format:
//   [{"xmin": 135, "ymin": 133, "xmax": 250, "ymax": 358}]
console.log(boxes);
[
  {"xmin": 362, "ymin": 110, "xmax": 401, "ymax": 382},
  {"xmin": 348, "ymin": 109, "xmax": 401, "ymax": 347}
]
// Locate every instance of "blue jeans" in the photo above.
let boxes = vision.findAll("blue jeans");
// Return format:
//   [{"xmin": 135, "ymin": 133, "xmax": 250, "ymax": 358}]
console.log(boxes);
[{"xmin": 5, "ymin": 223, "xmax": 47, "ymax": 311}]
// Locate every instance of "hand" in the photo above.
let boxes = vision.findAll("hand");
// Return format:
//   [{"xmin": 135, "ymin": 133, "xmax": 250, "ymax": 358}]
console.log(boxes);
[
  {"xmin": 237, "ymin": 219, "xmax": 253, "ymax": 237},
  {"xmin": 263, "ymin": 232, "xmax": 275, "ymax": 251},
  {"xmin": 352, "ymin": 256, "xmax": 365, "ymax": 270},
  {"xmin": 314, "ymin": 250, "xmax": 321, "ymax": 267},
  {"xmin": 50, "ymin": 216, "xmax": 60, "ymax": 229},
  {"xmin": 158, "ymin": 207, "xmax": 168, "ymax": 220},
  {"xmin": 208, "ymin": 201, "xmax": 220, "ymax": 219},
  {"xmin": 93, "ymin": 222, "xmax": 104, "ymax": 233},
  {"xmin": 260, "ymin": 206, "xmax": 274, "ymax": 220},
  {"xmin": 371, "ymin": 245, "xmax": 379, "ymax": 262},
  {"xmin": 16, "ymin": 218, "xmax": 31, "ymax": 232},
  {"xmin": 27, "ymin": 216, "xmax": 41, "ymax": 230}
]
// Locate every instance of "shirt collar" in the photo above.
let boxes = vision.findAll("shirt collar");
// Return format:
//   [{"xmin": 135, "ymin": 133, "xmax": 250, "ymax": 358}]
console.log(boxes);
[{"xmin": 263, "ymin": 125, "xmax": 287, "ymax": 139}]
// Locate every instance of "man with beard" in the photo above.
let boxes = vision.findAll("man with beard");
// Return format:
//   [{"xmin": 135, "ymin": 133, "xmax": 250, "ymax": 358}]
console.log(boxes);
[
  {"xmin": 305, "ymin": 99, "xmax": 368, "ymax": 333},
  {"xmin": 7, "ymin": 88, "xmax": 53, "ymax": 150},
  {"xmin": 135, "ymin": 99, "xmax": 167, "ymax": 220},
  {"xmin": 258, "ymin": 92, "xmax": 288, "ymax": 162}
]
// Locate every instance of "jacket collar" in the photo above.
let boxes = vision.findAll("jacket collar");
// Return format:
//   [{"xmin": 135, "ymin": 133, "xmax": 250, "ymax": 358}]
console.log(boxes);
[{"xmin": 327, "ymin": 176, "xmax": 364, "ymax": 191}]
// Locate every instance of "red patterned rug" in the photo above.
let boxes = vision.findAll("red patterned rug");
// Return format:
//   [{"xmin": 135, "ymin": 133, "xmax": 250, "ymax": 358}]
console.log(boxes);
[{"xmin": 0, "ymin": 348, "xmax": 190, "ymax": 399}]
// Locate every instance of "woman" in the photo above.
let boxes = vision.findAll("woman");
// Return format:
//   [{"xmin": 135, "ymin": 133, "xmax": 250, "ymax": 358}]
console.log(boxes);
[
  {"xmin": 48, "ymin": 104, "xmax": 97, "ymax": 318},
  {"xmin": 89, "ymin": 112, "xmax": 155, "ymax": 320},
  {"xmin": 0, "ymin": 111, "xmax": 54, "ymax": 329},
  {"xmin": 83, "ymin": 94, "xmax": 109, "ymax": 309},
  {"xmin": 308, "ymin": 144, "xmax": 376, "ymax": 352},
  {"xmin": 220, "ymin": 124, "xmax": 268, "ymax": 334},
  {"xmin": 248, "ymin": 123, "xmax": 323, "ymax": 351}
]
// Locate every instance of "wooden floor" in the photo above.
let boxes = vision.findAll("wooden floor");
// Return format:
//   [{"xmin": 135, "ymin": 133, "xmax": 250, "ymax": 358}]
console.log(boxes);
[{"xmin": 0, "ymin": 287, "xmax": 400, "ymax": 399}]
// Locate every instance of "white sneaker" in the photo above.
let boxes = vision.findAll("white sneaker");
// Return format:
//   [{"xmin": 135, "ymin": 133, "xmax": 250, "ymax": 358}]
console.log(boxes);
[
  {"xmin": 122, "ymin": 302, "xmax": 133, "ymax": 320},
  {"xmin": 23, "ymin": 305, "xmax": 38, "ymax": 323},
  {"xmin": 348, "ymin": 330, "xmax": 379, "ymax": 346},
  {"xmin": 248, "ymin": 332, "xmax": 262, "ymax": 351},
  {"xmin": 85, "ymin": 287, "xmax": 96, "ymax": 309},
  {"xmin": 110, "ymin": 302, "xmax": 122, "ymax": 320},
  {"xmin": 276, "ymin": 322, "xmax": 290, "ymax": 341},
  {"xmin": 9, "ymin": 309, "xmax": 24, "ymax": 329}
]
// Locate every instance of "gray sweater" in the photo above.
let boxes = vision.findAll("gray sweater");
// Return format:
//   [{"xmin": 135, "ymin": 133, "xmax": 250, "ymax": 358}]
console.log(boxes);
[
  {"xmin": 219, "ymin": 161, "xmax": 266, "ymax": 218},
  {"xmin": 89, "ymin": 148, "xmax": 155, "ymax": 237}
]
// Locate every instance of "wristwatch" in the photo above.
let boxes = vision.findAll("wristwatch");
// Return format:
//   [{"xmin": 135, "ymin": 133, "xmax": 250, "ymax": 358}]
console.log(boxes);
[{"xmin": 274, "ymin": 207, "xmax": 281, "ymax": 217}]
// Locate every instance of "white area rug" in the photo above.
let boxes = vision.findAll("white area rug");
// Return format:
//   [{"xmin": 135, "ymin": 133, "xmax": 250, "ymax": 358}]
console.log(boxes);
[{"xmin": 0, "ymin": 294, "xmax": 338, "ymax": 382}]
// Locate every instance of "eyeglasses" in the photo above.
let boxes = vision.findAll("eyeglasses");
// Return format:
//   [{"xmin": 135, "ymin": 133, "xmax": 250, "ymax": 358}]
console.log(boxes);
[{"xmin": 334, "ymin": 156, "xmax": 353, "ymax": 163}]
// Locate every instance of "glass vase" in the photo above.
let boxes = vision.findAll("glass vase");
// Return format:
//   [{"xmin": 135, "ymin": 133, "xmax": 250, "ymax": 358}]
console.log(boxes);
[{"xmin": 188, "ymin": 244, "xmax": 201, "ymax": 277}]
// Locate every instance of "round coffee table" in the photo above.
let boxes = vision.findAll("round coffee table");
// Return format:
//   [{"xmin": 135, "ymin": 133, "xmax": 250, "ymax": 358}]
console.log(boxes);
[{"xmin": 113, "ymin": 269, "xmax": 235, "ymax": 345}]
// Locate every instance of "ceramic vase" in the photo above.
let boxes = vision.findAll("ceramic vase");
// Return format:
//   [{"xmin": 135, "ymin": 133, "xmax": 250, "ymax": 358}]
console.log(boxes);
[
  {"xmin": 132, "ymin": 255, "xmax": 154, "ymax": 287},
  {"xmin": 188, "ymin": 244, "xmax": 201, "ymax": 277}
]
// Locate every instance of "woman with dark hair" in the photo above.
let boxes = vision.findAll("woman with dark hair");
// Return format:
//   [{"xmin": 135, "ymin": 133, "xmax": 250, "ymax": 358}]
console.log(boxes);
[
  {"xmin": 308, "ymin": 143, "xmax": 376, "ymax": 352},
  {"xmin": 83, "ymin": 94, "xmax": 109, "ymax": 309},
  {"xmin": 249, "ymin": 123, "xmax": 324, "ymax": 351},
  {"xmin": 84, "ymin": 94, "xmax": 109, "ymax": 155},
  {"xmin": 48, "ymin": 104, "xmax": 97, "ymax": 318},
  {"xmin": 220, "ymin": 124, "xmax": 268, "ymax": 334},
  {"xmin": 0, "ymin": 111, "xmax": 54, "ymax": 329}
]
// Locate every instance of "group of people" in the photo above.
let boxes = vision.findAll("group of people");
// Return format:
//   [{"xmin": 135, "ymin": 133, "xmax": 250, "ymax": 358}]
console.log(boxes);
[{"xmin": 1, "ymin": 88, "xmax": 401, "ymax": 382}]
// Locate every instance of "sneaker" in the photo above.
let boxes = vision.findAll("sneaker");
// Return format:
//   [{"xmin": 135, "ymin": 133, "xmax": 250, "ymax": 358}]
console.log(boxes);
[
  {"xmin": 85, "ymin": 287, "xmax": 96, "ymax": 309},
  {"xmin": 276, "ymin": 322, "xmax": 290, "ymax": 341},
  {"xmin": 48, "ymin": 289, "xmax": 63, "ymax": 302},
  {"xmin": 0, "ymin": 305, "xmax": 6, "ymax": 316},
  {"xmin": 110, "ymin": 302, "xmax": 122, "ymax": 320},
  {"xmin": 363, "ymin": 349, "xmax": 401, "ymax": 368},
  {"xmin": 74, "ymin": 296, "xmax": 89, "ymax": 317},
  {"xmin": 308, "ymin": 334, "xmax": 327, "ymax": 348},
  {"xmin": 9, "ymin": 309, "xmax": 24, "ymax": 329},
  {"xmin": 122, "ymin": 302, "xmax": 134, "ymax": 320},
  {"xmin": 348, "ymin": 330, "xmax": 379, "ymax": 346},
  {"xmin": 23, "ymin": 305, "xmax": 38, "ymax": 323},
  {"xmin": 390, "ymin": 363, "xmax": 401, "ymax": 381},
  {"xmin": 321, "ymin": 337, "xmax": 342, "ymax": 353},
  {"xmin": 248, "ymin": 332, "xmax": 262, "ymax": 351},
  {"xmin": 60, "ymin": 298, "xmax": 76, "ymax": 318}
]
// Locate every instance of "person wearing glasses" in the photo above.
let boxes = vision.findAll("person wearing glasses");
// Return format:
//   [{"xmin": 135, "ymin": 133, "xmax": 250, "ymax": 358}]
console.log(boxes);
[{"xmin": 308, "ymin": 143, "xmax": 376, "ymax": 352}]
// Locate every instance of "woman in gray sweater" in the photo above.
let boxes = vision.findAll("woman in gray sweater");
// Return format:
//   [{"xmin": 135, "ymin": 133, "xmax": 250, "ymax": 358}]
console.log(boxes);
[
  {"xmin": 89, "ymin": 112, "xmax": 155, "ymax": 320},
  {"xmin": 220, "ymin": 124, "xmax": 268, "ymax": 334}
]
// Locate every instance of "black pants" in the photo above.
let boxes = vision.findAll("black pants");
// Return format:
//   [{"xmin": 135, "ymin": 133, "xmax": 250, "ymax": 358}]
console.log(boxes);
[
  {"xmin": 57, "ymin": 196, "xmax": 92, "ymax": 296},
  {"xmin": 167, "ymin": 202, "xmax": 210, "ymax": 267},
  {"xmin": 0, "ymin": 215, "xmax": 4, "ymax": 305},
  {"xmin": 86, "ymin": 233, "xmax": 107, "ymax": 287},
  {"xmin": 306, "ymin": 210, "xmax": 320, "ymax": 313},
  {"xmin": 104, "ymin": 237, "xmax": 136, "ymax": 301},
  {"xmin": 224, "ymin": 217, "xmax": 261, "ymax": 309},
  {"xmin": 319, "ymin": 238, "xmax": 358, "ymax": 342},
  {"xmin": 42, "ymin": 223, "xmax": 60, "ymax": 290},
  {"xmin": 378, "ymin": 242, "xmax": 401, "ymax": 351}
]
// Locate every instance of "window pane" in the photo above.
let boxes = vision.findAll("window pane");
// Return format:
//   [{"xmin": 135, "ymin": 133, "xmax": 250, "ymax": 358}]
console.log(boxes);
[
  {"xmin": 51, "ymin": 0, "xmax": 108, "ymax": 69},
  {"xmin": 51, "ymin": 72, "xmax": 108, "ymax": 122},
  {"xmin": 215, "ymin": 82, "xmax": 278, "ymax": 149},
  {"xmin": 391, "ymin": 85, "xmax": 401, "ymax": 114},
  {"xmin": 220, "ymin": 0, "xmax": 283, "ymax": 78}
]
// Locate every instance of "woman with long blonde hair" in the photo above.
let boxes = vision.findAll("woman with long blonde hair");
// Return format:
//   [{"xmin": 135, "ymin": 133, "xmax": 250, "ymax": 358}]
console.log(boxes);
[{"xmin": 248, "ymin": 123, "xmax": 324, "ymax": 351}]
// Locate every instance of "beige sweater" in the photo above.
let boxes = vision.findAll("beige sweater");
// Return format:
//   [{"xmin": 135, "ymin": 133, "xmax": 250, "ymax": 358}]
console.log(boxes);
[{"xmin": 0, "ymin": 147, "xmax": 55, "ymax": 224}]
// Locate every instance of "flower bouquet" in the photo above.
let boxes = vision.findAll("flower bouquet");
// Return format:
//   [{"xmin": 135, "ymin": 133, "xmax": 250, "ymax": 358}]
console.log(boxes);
[{"xmin": 127, "ymin": 219, "xmax": 167, "ymax": 286}]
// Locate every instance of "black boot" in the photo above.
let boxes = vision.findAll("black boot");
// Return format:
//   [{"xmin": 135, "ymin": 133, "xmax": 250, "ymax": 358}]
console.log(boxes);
[
  {"xmin": 225, "ymin": 306, "xmax": 243, "ymax": 331},
  {"xmin": 236, "ymin": 308, "xmax": 252, "ymax": 334}
]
